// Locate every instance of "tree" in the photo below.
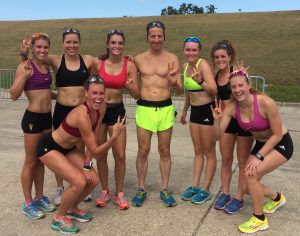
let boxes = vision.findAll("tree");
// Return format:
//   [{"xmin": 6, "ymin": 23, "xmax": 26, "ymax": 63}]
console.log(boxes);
[
  {"xmin": 161, "ymin": 3, "xmax": 212, "ymax": 16},
  {"xmin": 161, "ymin": 6, "xmax": 178, "ymax": 15},
  {"xmin": 206, "ymin": 4, "xmax": 217, "ymax": 14},
  {"xmin": 193, "ymin": 5, "xmax": 204, "ymax": 14}
]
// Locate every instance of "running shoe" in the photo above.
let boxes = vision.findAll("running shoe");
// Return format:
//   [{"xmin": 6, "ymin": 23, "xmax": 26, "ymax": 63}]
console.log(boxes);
[
  {"xmin": 238, "ymin": 216, "xmax": 269, "ymax": 234},
  {"xmin": 83, "ymin": 193, "xmax": 92, "ymax": 202},
  {"xmin": 54, "ymin": 187, "xmax": 64, "ymax": 206},
  {"xmin": 95, "ymin": 190, "xmax": 111, "ymax": 207},
  {"xmin": 160, "ymin": 189, "xmax": 177, "ymax": 207},
  {"xmin": 263, "ymin": 193, "xmax": 286, "ymax": 214},
  {"xmin": 191, "ymin": 189, "xmax": 212, "ymax": 204},
  {"xmin": 131, "ymin": 188, "xmax": 147, "ymax": 207},
  {"xmin": 22, "ymin": 201, "xmax": 45, "ymax": 219},
  {"xmin": 214, "ymin": 194, "xmax": 231, "ymax": 210},
  {"xmin": 34, "ymin": 195, "xmax": 56, "ymax": 212},
  {"xmin": 181, "ymin": 186, "xmax": 200, "ymax": 201},
  {"xmin": 224, "ymin": 198, "xmax": 243, "ymax": 214},
  {"xmin": 67, "ymin": 208, "xmax": 92, "ymax": 222},
  {"xmin": 51, "ymin": 216, "xmax": 79, "ymax": 234},
  {"xmin": 113, "ymin": 192, "xmax": 129, "ymax": 210}
]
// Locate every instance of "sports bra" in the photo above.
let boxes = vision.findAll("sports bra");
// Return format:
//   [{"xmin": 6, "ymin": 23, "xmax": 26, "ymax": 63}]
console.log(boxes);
[
  {"xmin": 183, "ymin": 58, "xmax": 203, "ymax": 92},
  {"xmin": 24, "ymin": 62, "xmax": 52, "ymax": 91},
  {"xmin": 55, "ymin": 54, "xmax": 89, "ymax": 87},
  {"xmin": 61, "ymin": 103, "xmax": 100, "ymax": 137},
  {"xmin": 236, "ymin": 94, "xmax": 270, "ymax": 132},
  {"xmin": 98, "ymin": 57, "xmax": 128, "ymax": 89},
  {"xmin": 216, "ymin": 66, "xmax": 233, "ymax": 100}
]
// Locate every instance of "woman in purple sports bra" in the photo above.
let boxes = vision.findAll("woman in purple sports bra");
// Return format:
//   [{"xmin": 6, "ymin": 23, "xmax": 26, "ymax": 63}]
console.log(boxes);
[
  {"xmin": 10, "ymin": 33, "xmax": 56, "ymax": 219},
  {"xmin": 211, "ymin": 70, "xmax": 294, "ymax": 234}
]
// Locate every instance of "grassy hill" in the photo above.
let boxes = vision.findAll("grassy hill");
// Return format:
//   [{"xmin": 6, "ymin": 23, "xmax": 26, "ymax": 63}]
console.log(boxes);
[{"xmin": 0, "ymin": 11, "xmax": 299, "ymax": 101}]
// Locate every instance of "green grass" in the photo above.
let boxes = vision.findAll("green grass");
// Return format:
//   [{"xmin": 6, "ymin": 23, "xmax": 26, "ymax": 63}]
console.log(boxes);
[{"xmin": 0, "ymin": 11, "xmax": 299, "ymax": 102}]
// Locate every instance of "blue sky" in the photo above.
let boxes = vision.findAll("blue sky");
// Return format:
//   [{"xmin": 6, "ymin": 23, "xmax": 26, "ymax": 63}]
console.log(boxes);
[{"xmin": 1, "ymin": 0, "xmax": 299, "ymax": 20}]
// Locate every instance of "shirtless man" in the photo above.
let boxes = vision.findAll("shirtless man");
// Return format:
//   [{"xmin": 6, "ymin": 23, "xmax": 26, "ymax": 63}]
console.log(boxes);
[{"xmin": 131, "ymin": 21, "xmax": 182, "ymax": 207}]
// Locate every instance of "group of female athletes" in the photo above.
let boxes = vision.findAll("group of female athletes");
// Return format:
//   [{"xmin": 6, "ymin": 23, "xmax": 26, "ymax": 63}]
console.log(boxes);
[{"xmin": 10, "ymin": 21, "xmax": 293, "ymax": 234}]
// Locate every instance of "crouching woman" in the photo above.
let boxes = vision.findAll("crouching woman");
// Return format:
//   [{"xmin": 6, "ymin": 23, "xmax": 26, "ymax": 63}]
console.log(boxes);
[{"xmin": 37, "ymin": 76, "xmax": 126, "ymax": 234}]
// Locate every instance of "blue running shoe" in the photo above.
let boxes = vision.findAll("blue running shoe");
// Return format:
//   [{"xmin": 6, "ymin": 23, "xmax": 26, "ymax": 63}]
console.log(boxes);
[
  {"xmin": 214, "ymin": 194, "xmax": 231, "ymax": 210},
  {"xmin": 160, "ymin": 189, "xmax": 177, "ymax": 207},
  {"xmin": 22, "ymin": 201, "xmax": 45, "ymax": 219},
  {"xmin": 181, "ymin": 186, "xmax": 200, "ymax": 201},
  {"xmin": 191, "ymin": 189, "xmax": 212, "ymax": 204},
  {"xmin": 224, "ymin": 198, "xmax": 243, "ymax": 214},
  {"xmin": 131, "ymin": 188, "xmax": 147, "ymax": 207},
  {"xmin": 34, "ymin": 196, "xmax": 56, "ymax": 212}
]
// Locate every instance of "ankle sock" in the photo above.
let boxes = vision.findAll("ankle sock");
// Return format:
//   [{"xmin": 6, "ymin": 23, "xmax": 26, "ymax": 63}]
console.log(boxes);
[
  {"xmin": 273, "ymin": 192, "xmax": 281, "ymax": 202},
  {"xmin": 253, "ymin": 213, "xmax": 265, "ymax": 221}
]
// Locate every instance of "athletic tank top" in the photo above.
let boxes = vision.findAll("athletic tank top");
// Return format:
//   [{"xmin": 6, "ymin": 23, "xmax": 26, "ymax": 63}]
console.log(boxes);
[
  {"xmin": 216, "ymin": 66, "xmax": 233, "ymax": 100},
  {"xmin": 24, "ymin": 62, "xmax": 52, "ymax": 91},
  {"xmin": 55, "ymin": 54, "xmax": 89, "ymax": 87},
  {"xmin": 236, "ymin": 94, "xmax": 270, "ymax": 132},
  {"xmin": 61, "ymin": 103, "xmax": 100, "ymax": 137},
  {"xmin": 98, "ymin": 57, "xmax": 128, "ymax": 89},
  {"xmin": 183, "ymin": 58, "xmax": 203, "ymax": 92}
]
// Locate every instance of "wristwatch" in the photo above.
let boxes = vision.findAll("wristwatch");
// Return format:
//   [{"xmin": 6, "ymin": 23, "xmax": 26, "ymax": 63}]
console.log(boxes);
[
  {"xmin": 84, "ymin": 161, "xmax": 93, "ymax": 169},
  {"xmin": 255, "ymin": 152, "xmax": 264, "ymax": 161}
]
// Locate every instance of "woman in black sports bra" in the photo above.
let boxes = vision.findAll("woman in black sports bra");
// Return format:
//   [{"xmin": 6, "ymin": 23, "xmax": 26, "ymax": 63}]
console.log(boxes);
[
  {"xmin": 36, "ymin": 76, "xmax": 126, "ymax": 234},
  {"xmin": 210, "ymin": 40, "xmax": 253, "ymax": 214}
]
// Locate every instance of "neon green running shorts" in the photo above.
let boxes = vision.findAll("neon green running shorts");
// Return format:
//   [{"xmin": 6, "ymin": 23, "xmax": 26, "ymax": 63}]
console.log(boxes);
[{"xmin": 136, "ymin": 99, "xmax": 176, "ymax": 132}]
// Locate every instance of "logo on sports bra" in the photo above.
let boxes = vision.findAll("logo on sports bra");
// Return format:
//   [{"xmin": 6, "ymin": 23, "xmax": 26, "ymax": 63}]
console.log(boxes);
[
  {"xmin": 82, "ymin": 69, "xmax": 87, "ymax": 74},
  {"xmin": 44, "ymin": 148, "xmax": 48, "ymax": 152},
  {"xmin": 45, "ymin": 77, "xmax": 50, "ymax": 80}
]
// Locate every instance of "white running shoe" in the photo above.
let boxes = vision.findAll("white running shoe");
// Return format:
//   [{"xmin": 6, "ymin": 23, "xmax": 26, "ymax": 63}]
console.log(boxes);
[{"xmin": 54, "ymin": 187, "xmax": 64, "ymax": 206}]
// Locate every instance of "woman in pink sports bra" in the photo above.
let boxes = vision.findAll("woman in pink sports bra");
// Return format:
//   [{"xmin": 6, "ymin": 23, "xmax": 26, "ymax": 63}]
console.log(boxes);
[
  {"xmin": 10, "ymin": 33, "xmax": 56, "ymax": 220},
  {"xmin": 211, "ymin": 70, "xmax": 294, "ymax": 234},
  {"xmin": 91, "ymin": 29, "xmax": 140, "ymax": 210}
]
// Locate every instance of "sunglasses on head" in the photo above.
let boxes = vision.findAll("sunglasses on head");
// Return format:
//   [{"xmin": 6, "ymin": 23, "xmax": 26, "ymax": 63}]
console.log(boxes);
[
  {"xmin": 108, "ymin": 29, "xmax": 124, "ymax": 36},
  {"xmin": 184, "ymin": 37, "xmax": 201, "ymax": 44},
  {"xmin": 212, "ymin": 43, "xmax": 229, "ymax": 51},
  {"xmin": 63, "ymin": 28, "xmax": 80, "ymax": 35},
  {"xmin": 147, "ymin": 21, "xmax": 165, "ymax": 31},
  {"xmin": 88, "ymin": 76, "xmax": 105, "ymax": 84},
  {"xmin": 229, "ymin": 70, "xmax": 250, "ymax": 82},
  {"xmin": 32, "ymin": 32, "xmax": 49, "ymax": 39}
]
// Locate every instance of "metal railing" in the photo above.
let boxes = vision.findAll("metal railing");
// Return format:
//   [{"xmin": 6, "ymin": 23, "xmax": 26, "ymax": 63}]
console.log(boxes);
[{"xmin": 0, "ymin": 69, "xmax": 266, "ymax": 110}]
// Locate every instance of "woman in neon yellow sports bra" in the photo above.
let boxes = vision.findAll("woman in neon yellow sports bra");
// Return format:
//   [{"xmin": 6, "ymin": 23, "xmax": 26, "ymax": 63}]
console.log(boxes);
[{"xmin": 180, "ymin": 36, "xmax": 217, "ymax": 204}]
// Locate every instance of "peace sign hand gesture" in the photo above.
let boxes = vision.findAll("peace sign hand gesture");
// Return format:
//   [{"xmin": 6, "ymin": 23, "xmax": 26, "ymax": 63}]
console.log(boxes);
[
  {"xmin": 125, "ymin": 71, "xmax": 134, "ymax": 90},
  {"xmin": 20, "ymin": 33, "xmax": 31, "ymax": 55},
  {"xmin": 167, "ymin": 62, "xmax": 178, "ymax": 87},
  {"xmin": 190, "ymin": 66, "xmax": 203, "ymax": 84},
  {"xmin": 210, "ymin": 99, "xmax": 223, "ymax": 120},
  {"xmin": 23, "ymin": 58, "xmax": 33, "ymax": 79}
]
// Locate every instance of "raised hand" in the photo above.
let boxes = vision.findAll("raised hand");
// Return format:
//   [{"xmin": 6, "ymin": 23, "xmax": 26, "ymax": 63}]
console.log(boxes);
[
  {"xmin": 167, "ymin": 62, "xmax": 178, "ymax": 86},
  {"xmin": 235, "ymin": 61, "xmax": 250, "ymax": 72},
  {"xmin": 190, "ymin": 66, "xmax": 203, "ymax": 84},
  {"xmin": 125, "ymin": 71, "xmax": 134, "ymax": 90},
  {"xmin": 111, "ymin": 116, "xmax": 127, "ymax": 139},
  {"xmin": 210, "ymin": 99, "xmax": 223, "ymax": 120},
  {"xmin": 23, "ymin": 58, "xmax": 33, "ymax": 79},
  {"xmin": 20, "ymin": 33, "xmax": 31, "ymax": 55}
]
